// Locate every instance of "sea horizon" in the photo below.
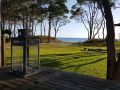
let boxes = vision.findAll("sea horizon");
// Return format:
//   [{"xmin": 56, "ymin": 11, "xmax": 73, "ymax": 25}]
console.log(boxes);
[{"xmin": 57, "ymin": 37, "xmax": 88, "ymax": 42}]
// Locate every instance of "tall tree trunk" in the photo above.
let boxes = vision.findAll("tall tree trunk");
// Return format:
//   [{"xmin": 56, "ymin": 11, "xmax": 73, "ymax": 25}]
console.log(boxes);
[
  {"xmin": 102, "ymin": 20, "xmax": 105, "ymax": 40},
  {"xmin": 43, "ymin": 22, "xmax": 46, "ymax": 36},
  {"xmin": 32, "ymin": 20, "xmax": 34, "ymax": 35},
  {"xmin": 103, "ymin": 28, "xmax": 105, "ymax": 39},
  {"xmin": 88, "ymin": 31, "xmax": 90, "ymax": 40},
  {"xmin": 54, "ymin": 30, "xmax": 57, "ymax": 39},
  {"xmin": 13, "ymin": 21, "xmax": 16, "ymax": 37},
  {"xmin": 39, "ymin": 22, "xmax": 42, "ymax": 43},
  {"xmin": 90, "ymin": 29, "xmax": 92, "ymax": 40},
  {"xmin": 102, "ymin": 0, "xmax": 116, "ymax": 80},
  {"xmin": 23, "ymin": 13, "xmax": 25, "ymax": 29},
  {"xmin": 1, "ymin": 10, "xmax": 5, "ymax": 66},
  {"xmin": 40, "ymin": 22, "xmax": 43, "ymax": 36},
  {"xmin": 48, "ymin": 18, "xmax": 51, "ymax": 43}
]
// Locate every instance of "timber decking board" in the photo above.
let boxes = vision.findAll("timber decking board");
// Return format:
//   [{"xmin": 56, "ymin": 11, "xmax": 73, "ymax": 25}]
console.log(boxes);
[
  {"xmin": 48, "ymin": 79, "xmax": 99, "ymax": 90},
  {"xmin": 55, "ymin": 74, "xmax": 109, "ymax": 90},
  {"xmin": 13, "ymin": 78, "xmax": 30, "ymax": 84},
  {"xmin": 7, "ymin": 79, "xmax": 24, "ymax": 86},
  {"xmin": 56, "ymin": 73, "xmax": 119, "ymax": 90},
  {"xmin": 57, "ymin": 72, "xmax": 120, "ymax": 90},
  {"xmin": 0, "ymin": 67, "xmax": 120, "ymax": 90},
  {"xmin": 42, "ymin": 80, "xmax": 85, "ymax": 90},
  {"xmin": 0, "ymin": 81, "xmax": 16, "ymax": 89},
  {"xmin": 17, "ymin": 83, "xmax": 56, "ymax": 90}
]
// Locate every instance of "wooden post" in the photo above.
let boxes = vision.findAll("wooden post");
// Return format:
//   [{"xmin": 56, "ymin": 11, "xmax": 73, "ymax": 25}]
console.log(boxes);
[
  {"xmin": 23, "ymin": 38, "xmax": 27, "ymax": 74},
  {"xmin": 1, "ymin": 34, "xmax": 5, "ymax": 66},
  {"xmin": 114, "ymin": 23, "xmax": 120, "ymax": 80},
  {"xmin": 0, "ymin": 0, "xmax": 1, "ymax": 67},
  {"xmin": 1, "ymin": 0, "xmax": 6, "ymax": 66},
  {"xmin": 10, "ymin": 41, "xmax": 13, "ymax": 71},
  {"xmin": 114, "ymin": 52, "xmax": 120, "ymax": 80},
  {"xmin": 27, "ymin": 46, "xmax": 29, "ymax": 66},
  {"xmin": 38, "ymin": 41, "xmax": 40, "ymax": 70}
]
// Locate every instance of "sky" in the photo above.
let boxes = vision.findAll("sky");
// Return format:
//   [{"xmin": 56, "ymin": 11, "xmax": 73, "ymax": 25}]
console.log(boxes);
[{"xmin": 36, "ymin": 0, "xmax": 120, "ymax": 39}]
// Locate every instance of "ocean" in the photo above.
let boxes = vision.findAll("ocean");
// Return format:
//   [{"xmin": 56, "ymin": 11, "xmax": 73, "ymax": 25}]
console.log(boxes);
[{"xmin": 57, "ymin": 38, "xmax": 88, "ymax": 43}]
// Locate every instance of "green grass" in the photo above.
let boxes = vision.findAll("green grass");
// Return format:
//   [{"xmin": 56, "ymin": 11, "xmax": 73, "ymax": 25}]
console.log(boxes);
[{"xmin": 5, "ymin": 43, "xmax": 108, "ymax": 79}]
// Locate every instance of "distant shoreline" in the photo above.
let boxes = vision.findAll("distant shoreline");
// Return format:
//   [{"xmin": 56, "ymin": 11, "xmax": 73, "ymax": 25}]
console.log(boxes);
[{"xmin": 57, "ymin": 38, "xmax": 88, "ymax": 43}]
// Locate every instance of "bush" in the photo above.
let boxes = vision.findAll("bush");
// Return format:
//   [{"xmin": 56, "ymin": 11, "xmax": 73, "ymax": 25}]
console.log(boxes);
[{"xmin": 82, "ymin": 39, "xmax": 106, "ymax": 46}]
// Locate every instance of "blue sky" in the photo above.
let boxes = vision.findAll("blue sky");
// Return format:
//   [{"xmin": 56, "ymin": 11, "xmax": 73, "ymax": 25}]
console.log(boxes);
[
  {"xmin": 51, "ymin": 0, "xmax": 88, "ymax": 38},
  {"xmin": 36, "ymin": 0, "xmax": 120, "ymax": 39},
  {"xmin": 56, "ymin": 0, "xmax": 120, "ymax": 39}
]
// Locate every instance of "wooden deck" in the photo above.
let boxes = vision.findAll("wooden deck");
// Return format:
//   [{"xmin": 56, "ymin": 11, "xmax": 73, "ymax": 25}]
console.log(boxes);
[{"xmin": 0, "ymin": 67, "xmax": 120, "ymax": 90}]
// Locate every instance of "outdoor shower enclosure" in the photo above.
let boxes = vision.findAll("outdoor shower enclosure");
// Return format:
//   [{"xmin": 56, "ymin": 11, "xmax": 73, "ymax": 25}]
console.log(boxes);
[{"xmin": 11, "ymin": 29, "xmax": 40, "ymax": 76}]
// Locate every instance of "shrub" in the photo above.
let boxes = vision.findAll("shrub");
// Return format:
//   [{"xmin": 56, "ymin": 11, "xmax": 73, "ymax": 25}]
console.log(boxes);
[{"xmin": 82, "ymin": 39, "xmax": 106, "ymax": 46}]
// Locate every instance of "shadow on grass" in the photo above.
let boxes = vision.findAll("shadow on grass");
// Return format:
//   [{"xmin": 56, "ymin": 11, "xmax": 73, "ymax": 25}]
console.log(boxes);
[
  {"xmin": 60, "ymin": 57, "xmax": 106, "ymax": 70},
  {"xmin": 41, "ymin": 53, "xmax": 105, "ymax": 66},
  {"xmin": 5, "ymin": 52, "xmax": 106, "ymax": 70},
  {"xmin": 6, "ymin": 52, "xmax": 99, "ymax": 64}
]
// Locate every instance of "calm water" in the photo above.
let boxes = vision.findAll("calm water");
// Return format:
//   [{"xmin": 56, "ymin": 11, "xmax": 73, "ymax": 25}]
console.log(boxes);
[{"xmin": 57, "ymin": 38, "xmax": 88, "ymax": 43}]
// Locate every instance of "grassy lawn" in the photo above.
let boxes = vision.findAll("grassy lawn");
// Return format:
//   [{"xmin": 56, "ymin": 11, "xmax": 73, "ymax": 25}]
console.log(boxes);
[
  {"xmin": 5, "ymin": 43, "xmax": 108, "ymax": 79},
  {"xmin": 40, "ymin": 44, "xmax": 107, "ymax": 79}
]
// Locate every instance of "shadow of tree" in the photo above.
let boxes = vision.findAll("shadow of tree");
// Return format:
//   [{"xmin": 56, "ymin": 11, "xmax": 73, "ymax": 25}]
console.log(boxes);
[
  {"xmin": 5, "ymin": 51, "xmax": 106, "ymax": 71},
  {"xmin": 60, "ymin": 57, "xmax": 106, "ymax": 70}
]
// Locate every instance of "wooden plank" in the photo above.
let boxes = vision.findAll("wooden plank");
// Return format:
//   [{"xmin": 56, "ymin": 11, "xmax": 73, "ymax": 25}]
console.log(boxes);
[
  {"xmin": 23, "ymin": 73, "xmax": 47, "ymax": 83},
  {"xmin": 37, "ymin": 72, "xmax": 61, "ymax": 83},
  {"xmin": 41, "ymin": 81, "xmax": 69, "ymax": 90},
  {"xmin": 33, "ymin": 83, "xmax": 57, "ymax": 90},
  {"xmin": 0, "ymin": 81, "xmax": 17, "ymax": 89},
  {"xmin": 46, "ymin": 80, "xmax": 86, "ymax": 90},
  {"xmin": 56, "ymin": 76, "xmax": 104, "ymax": 90},
  {"xmin": 57, "ymin": 75, "xmax": 107, "ymax": 90},
  {"xmin": 17, "ymin": 82, "xmax": 56, "ymax": 90},
  {"xmin": 1, "ymin": 87, "xmax": 11, "ymax": 90},
  {"xmin": 62, "ymin": 71, "xmax": 120, "ymax": 85},
  {"xmin": 0, "ymin": 84, "xmax": 4, "ymax": 90},
  {"xmin": 23, "ymin": 72, "xmax": 45, "ymax": 82},
  {"xmin": 75, "ymin": 72, "xmax": 119, "ymax": 84},
  {"xmin": 7, "ymin": 79, "xmax": 24, "ymax": 86},
  {"xmin": 16, "ymin": 72, "xmax": 62, "ymax": 90},
  {"xmin": 15, "ymin": 78, "xmax": 31, "ymax": 84},
  {"xmin": 50, "ymin": 79, "xmax": 100, "ymax": 90},
  {"xmin": 1, "ymin": 67, "xmax": 120, "ymax": 90},
  {"xmin": 67, "ymin": 73, "xmax": 120, "ymax": 89},
  {"xmin": 57, "ymin": 72, "xmax": 120, "ymax": 90}
]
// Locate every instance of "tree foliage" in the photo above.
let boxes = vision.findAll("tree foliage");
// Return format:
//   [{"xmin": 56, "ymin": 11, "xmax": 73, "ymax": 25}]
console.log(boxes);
[
  {"xmin": 52, "ymin": 16, "xmax": 70, "ymax": 39},
  {"xmin": 71, "ymin": 1, "xmax": 105, "ymax": 40},
  {"xmin": 1, "ymin": 0, "xmax": 69, "ymax": 39},
  {"xmin": 76, "ymin": 0, "xmax": 118, "ymax": 80}
]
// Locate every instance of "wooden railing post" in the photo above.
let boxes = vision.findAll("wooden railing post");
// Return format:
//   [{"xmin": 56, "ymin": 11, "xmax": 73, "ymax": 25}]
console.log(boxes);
[
  {"xmin": 1, "ymin": 34, "xmax": 5, "ymax": 66},
  {"xmin": 0, "ymin": 0, "xmax": 1, "ymax": 67},
  {"xmin": 114, "ymin": 52, "xmax": 120, "ymax": 80}
]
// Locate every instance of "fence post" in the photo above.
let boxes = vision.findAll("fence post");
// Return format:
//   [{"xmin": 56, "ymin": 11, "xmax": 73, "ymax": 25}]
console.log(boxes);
[
  {"xmin": 0, "ymin": 0, "xmax": 1, "ymax": 67},
  {"xmin": 114, "ymin": 52, "xmax": 120, "ymax": 80}
]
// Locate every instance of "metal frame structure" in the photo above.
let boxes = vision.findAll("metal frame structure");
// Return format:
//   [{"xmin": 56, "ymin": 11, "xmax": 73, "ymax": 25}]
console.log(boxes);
[{"xmin": 11, "ymin": 29, "xmax": 40, "ymax": 76}]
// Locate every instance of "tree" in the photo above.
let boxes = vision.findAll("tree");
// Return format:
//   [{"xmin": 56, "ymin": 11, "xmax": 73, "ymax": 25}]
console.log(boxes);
[
  {"xmin": 77, "ymin": 0, "xmax": 116, "ymax": 80},
  {"xmin": 1, "ymin": 0, "xmax": 12, "ymax": 66},
  {"xmin": 45, "ymin": 0, "xmax": 69, "ymax": 43},
  {"xmin": 71, "ymin": 1, "xmax": 105, "ymax": 40},
  {"xmin": 100, "ymin": 0, "xmax": 116, "ymax": 80},
  {"xmin": 52, "ymin": 16, "xmax": 70, "ymax": 39}
]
